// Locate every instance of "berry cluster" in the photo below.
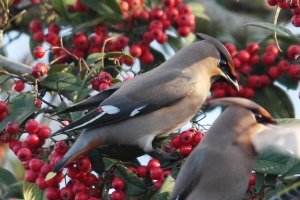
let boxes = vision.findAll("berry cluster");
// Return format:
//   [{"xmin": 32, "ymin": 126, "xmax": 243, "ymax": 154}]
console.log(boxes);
[
  {"xmin": 267, "ymin": 0, "xmax": 300, "ymax": 27},
  {"xmin": 169, "ymin": 128, "xmax": 205, "ymax": 157},
  {"xmin": 128, "ymin": 158, "xmax": 171, "ymax": 191},
  {"xmin": 211, "ymin": 42, "xmax": 300, "ymax": 99},
  {"xmin": 91, "ymin": 71, "xmax": 113, "ymax": 92},
  {"xmin": 0, "ymin": 118, "xmax": 106, "ymax": 200}
]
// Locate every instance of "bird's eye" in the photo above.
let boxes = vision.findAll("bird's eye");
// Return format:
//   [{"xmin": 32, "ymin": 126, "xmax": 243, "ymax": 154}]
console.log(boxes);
[{"xmin": 219, "ymin": 59, "xmax": 227, "ymax": 67}]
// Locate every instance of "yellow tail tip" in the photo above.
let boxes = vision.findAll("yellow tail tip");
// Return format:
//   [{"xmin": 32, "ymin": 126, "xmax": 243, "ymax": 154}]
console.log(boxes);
[{"xmin": 45, "ymin": 172, "xmax": 57, "ymax": 181}]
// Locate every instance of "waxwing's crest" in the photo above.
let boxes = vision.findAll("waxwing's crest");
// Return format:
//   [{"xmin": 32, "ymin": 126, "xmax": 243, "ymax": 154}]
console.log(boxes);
[
  {"xmin": 207, "ymin": 97, "xmax": 276, "ymax": 124},
  {"xmin": 196, "ymin": 33, "xmax": 238, "ymax": 80}
]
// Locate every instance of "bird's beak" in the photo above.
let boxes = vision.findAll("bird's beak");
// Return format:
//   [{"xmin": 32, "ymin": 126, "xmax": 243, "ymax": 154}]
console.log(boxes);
[{"xmin": 226, "ymin": 75, "xmax": 239, "ymax": 91}]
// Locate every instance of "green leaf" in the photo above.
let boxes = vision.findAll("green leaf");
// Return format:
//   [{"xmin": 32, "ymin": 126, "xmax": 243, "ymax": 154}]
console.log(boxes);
[
  {"xmin": 154, "ymin": 173, "xmax": 177, "ymax": 200},
  {"xmin": 188, "ymin": 2, "xmax": 210, "ymax": 21},
  {"xmin": 48, "ymin": 64, "xmax": 71, "ymax": 73},
  {"xmin": 271, "ymin": 181, "xmax": 300, "ymax": 199},
  {"xmin": 255, "ymin": 149, "xmax": 300, "ymax": 176},
  {"xmin": 40, "ymin": 72, "xmax": 83, "ymax": 92},
  {"xmin": 0, "ymin": 167, "xmax": 23, "ymax": 199},
  {"xmin": 23, "ymin": 182, "xmax": 45, "ymax": 200},
  {"xmin": 0, "ymin": 93, "xmax": 38, "ymax": 130},
  {"xmin": 245, "ymin": 22, "xmax": 299, "ymax": 41},
  {"xmin": 255, "ymin": 150, "xmax": 290, "ymax": 175},
  {"xmin": 252, "ymin": 84, "xmax": 294, "ymax": 118},
  {"xmin": 80, "ymin": 0, "xmax": 122, "ymax": 19},
  {"xmin": 115, "ymin": 165, "xmax": 148, "ymax": 196},
  {"xmin": 167, "ymin": 35, "xmax": 184, "ymax": 51},
  {"xmin": 51, "ymin": 0, "xmax": 72, "ymax": 22}
]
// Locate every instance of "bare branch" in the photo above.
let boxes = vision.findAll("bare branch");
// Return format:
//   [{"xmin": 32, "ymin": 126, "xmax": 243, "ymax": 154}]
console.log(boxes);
[{"xmin": 0, "ymin": 55, "xmax": 34, "ymax": 80}]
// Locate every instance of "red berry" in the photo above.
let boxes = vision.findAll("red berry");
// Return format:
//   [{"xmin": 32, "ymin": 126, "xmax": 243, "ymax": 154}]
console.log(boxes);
[
  {"xmin": 0, "ymin": 101, "xmax": 8, "ymax": 113},
  {"xmin": 110, "ymin": 190, "xmax": 125, "ymax": 200},
  {"xmin": 33, "ymin": 31, "xmax": 44, "ymax": 43},
  {"xmin": 46, "ymin": 172, "xmax": 64, "ymax": 187},
  {"xmin": 178, "ymin": 4, "xmax": 192, "ymax": 15},
  {"xmin": 249, "ymin": 54, "xmax": 260, "ymax": 66},
  {"xmin": 262, "ymin": 52, "xmax": 276, "ymax": 65},
  {"xmin": 137, "ymin": 166, "xmax": 148, "ymax": 178},
  {"xmin": 37, "ymin": 125, "xmax": 51, "ymax": 139},
  {"xmin": 45, "ymin": 187, "xmax": 60, "ymax": 200},
  {"xmin": 91, "ymin": 78, "xmax": 101, "ymax": 91},
  {"xmin": 287, "ymin": 44, "xmax": 300, "ymax": 60},
  {"xmin": 29, "ymin": 19, "xmax": 42, "ymax": 32},
  {"xmin": 225, "ymin": 43, "xmax": 237, "ymax": 57},
  {"xmin": 99, "ymin": 83, "xmax": 110, "ymax": 91},
  {"xmin": 54, "ymin": 141, "xmax": 68, "ymax": 154},
  {"xmin": 246, "ymin": 42, "xmax": 260, "ymax": 55},
  {"xmin": 149, "ymin": 167, "xmax": 163, "ymax": 180},
  {"xmin": 176, "ymin": 14, "xmax": 192, "ymax": 27},
  {"xmin": 150, "ymin": 7, "xmax": 164, "ymax": 19},
  {"xmin": 36, "ymin": 176, "xmax": 48, "ymax": 189},
  {"xmin": 247, "ymin": 75, "xmax": 262, "ymax": 88},
  {"xmin": 13, "ymin": 80, "xmax": 25, "ymax": 92},
  {"xmin": 179, "ymin": 144, "xmax": 193, "ymax": 157},
  {"xmin": 161, "ymin": 170, "xmax": 171, "ymax": 180},
  {"xmin": 289, "ymin": 64, "xmax": 300, "ymax": 79},
  {"xmin": 166, "ymin": 7, "xmax": 179, "ymax": 22},
  {"xmin": 25, "ymin": 170, "xmax": 38, "ymax": 182},
  {"xmin": 72, "ymin": 33, "xmax": 88, "ymax": 50},
  {"xmin": 238, "ymin": 50, "xmax": 250, "ymax": 63},
  {"xmin": 25, "ymin": 119, "xmax": 39, "ymax": 134},
  {"xmin": 267, "ymin": 0, "xmax": 278, "ymax": 6},
  {"xmin": 112, "ymin": 177, "xmax": 126, "ymax": 190},
  {"xmin": 32, "ymin": 62, "xmax": 48, "ymax": 78},
  {"xmin": 5, "ymin": 121, "xmax": 19, "ymax": 135},
  {"xmin": 292, "ymin": 6, "xmax": 300, "ymax": 15},
  {"xmin": 48, "ymin": 23, "xmax": 61, "ymax": 34},
  {"xmin": 260, "ymin": 75, "xmax": 271, "ymax": 87},
  {"xmin": 34, "ymin": 98, "xmax": 42, "ymax": 108},
  {"xmin": 177, "ymin": 26, "xmax": 191, "ymax": 37},
  {"xmin": 266, "ymin": 44, "xmax": 279, "ymax": 57},
  {"xmin": 33, "ymin": 46, "xmax": 45, "ymax": 58},
  {"xmin": 239, "ymin": 87, "xmax": 255, "ymax": 99},
  {"xmin": 29, "ymin": 158, "xmax": 43, "ymax": 172},
  {"xmin": 72, "ymin": 182, "xmax": 87, "ymax": 193},
  {"xmin": 268, "ymin": 66, "xmax": 280, "ymax": 79},
  {"xmin": 179, "ymin": 130, "xmax": 193, "ymax": 145},
  {"xmin": 278, "ymin": 1, "xmax": 289, "ymax": 9},
  {"xmin": 81, "ymin": 173, "xmax": 99, "ymax": 186},
  {"xmin": 292, "ymin": 14, "xmax": 300, "ymax": 27},
  {"xmin": 154, "ymin": 180, "xmax": 163, "ymax": 189},
  {"xmin": 163, "ymin": 0, "xmax": 176, "ymax": 8},
  {"xmin": 148, "ymin": 159, "xmax": 161, "ymax": 169},
  {"xmin": 75, "ymin": 192, "xmax": 90, "ymax": 200},
  {"xmin": 98, "ymin": 71, "xmax": 112, "ymax": 84},
  {"xmin": 60, "ymin": 186, "xmax": 74, "ymax": 200},
  {"xmin": 17, "ymin": 147, "xmax": 32, "ymax": 161},
  {"xmin": 192, "ymin": 131, "xmax": 203, "ymax": 146},
  {"xmin": 212, "ymin": 88, "xmax": 226, "ymax": 98},
  {"xmin": 171, "ymin": 135, "xmax": 181, "ymax": 148},
  {"xmin": 77, "ymin": 156, "xmax": 91, "ymax": 173},
  {"xmin": 45, "ymin": 32, "xmax": 59, "ymax": 46},
  {"xmin": 140, "ymin": 51, "xmax": 154, "ymax": 64},
  {"xmin": 25, "ymin": 133, "xmax": 41, "ymax": 147},
  {"xmin": 41, "ymin": 163, "xmax": 52, "ymax": 176}
]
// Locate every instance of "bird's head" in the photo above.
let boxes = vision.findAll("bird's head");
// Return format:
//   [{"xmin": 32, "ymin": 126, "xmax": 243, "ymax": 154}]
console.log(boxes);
[
  {"xmin": 207, "ymin": 97, "xmax": 276, "ymax": 148},
  {"xmin": 196, "ymin": 33, "xmax": 239, "ymax": 91}
]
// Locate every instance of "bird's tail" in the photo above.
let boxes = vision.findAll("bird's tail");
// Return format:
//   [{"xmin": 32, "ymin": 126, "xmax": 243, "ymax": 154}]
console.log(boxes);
[{"xmin": 52, "ymin": 130, "xmax": 102, "ymax": 172}]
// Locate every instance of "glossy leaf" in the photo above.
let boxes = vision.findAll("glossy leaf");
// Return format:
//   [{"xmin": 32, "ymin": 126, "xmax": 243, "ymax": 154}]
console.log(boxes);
[
  {"xmin": 0, "ymin": 93, "xmax": 38, "ymax": 130},
  {"xmin": 80, "ymin": 0, "xmax": 122, "ymax": 20},
  {"xmin": 51, "ymin": 0, "xmax": 73, "ymax": 22},
  {"xmin": 40, "ymin": 72, "xmax": 83, "ymax": 92},
  {"xmin": 255, "ymin": 149, "xmax": 300, "ymax": 176},
  {"xmin": 245, "ymin": 22, "xmax": 299, "ymax": 41},
  {"xmin": 154, "ymin": 173, "xmax": 177, "ymax": 200},
  {"xmin": 253, "ymin": 84, "xmax": 295, "ymax": 118},
  {"xmin": 0, "ymin": 167, "xmax": 23, "ymax": 199},
  {"xmin": 115, "ymin": 164, "xmax": 148, "ymax": 196},
  {"xmin": 23, "ymin": 182, "xmax": 45, "ymax": 200}
]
